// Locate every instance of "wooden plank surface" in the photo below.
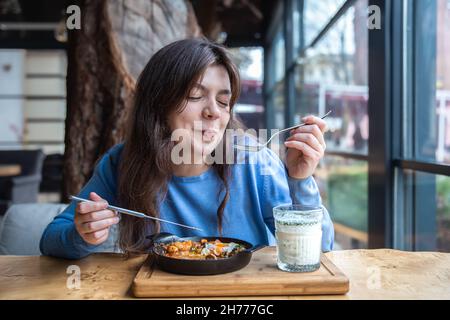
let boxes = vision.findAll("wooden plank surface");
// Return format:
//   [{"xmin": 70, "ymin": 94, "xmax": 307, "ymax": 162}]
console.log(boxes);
[
  {"xmin": 326, "ymin": 249, "xmax": 450, "ymax": 300},
  {"xmin": 0, "ymin": 253, "xmax": 146, "ymax": 300},
  {"xmin": 132, "ymin": 247, "xmax": 349, "ymax": 298},
  {"xmin": 1, "ymin": 249, "xmax": 450, "ymax": 299}
]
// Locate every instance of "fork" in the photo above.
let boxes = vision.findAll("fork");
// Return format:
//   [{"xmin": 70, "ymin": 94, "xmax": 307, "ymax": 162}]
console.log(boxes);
[{"xmin": 233, "ymin": 110, "xmax": 332, "ymax": 152}]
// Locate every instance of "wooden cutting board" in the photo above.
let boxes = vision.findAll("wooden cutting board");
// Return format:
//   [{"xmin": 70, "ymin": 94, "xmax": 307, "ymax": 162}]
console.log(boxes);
[{"xmin": 132, "ymin": 247, "xmax": 349, "ymax": 298}]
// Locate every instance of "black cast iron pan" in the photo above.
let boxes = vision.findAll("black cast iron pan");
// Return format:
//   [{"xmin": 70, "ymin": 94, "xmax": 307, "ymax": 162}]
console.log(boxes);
[{"xmin": 146, "ymin": 232, "xmax": 266, "ymax": 275}]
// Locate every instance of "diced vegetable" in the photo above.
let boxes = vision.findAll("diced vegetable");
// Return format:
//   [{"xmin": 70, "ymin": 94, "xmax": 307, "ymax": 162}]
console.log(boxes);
[{"xmin": 161, "ymin": 239, "xmax": 245, "ymax": 259}]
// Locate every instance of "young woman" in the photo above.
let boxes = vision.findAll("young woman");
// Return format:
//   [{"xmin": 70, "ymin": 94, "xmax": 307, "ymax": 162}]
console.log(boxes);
[{"xmin": 40, "ymin": 38, "xmax": 334, "ymax": 259}]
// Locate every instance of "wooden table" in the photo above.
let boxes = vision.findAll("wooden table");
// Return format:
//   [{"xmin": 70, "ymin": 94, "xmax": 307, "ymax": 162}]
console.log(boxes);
[
  {"xmin": 1, "ymin": 248, "xmax": 449, "ymax": 299},
  {"xmin": 0, "ymin": 165, "xmax": 21, "ymax": 176}
]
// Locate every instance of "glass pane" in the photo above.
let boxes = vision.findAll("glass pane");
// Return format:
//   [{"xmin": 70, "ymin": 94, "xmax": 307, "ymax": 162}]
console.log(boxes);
[
  {"xmin": 229, "ymin": 47, "xmax": 264, "ymax": 130},
  {"xmin": 436, "ymin": 174, "xmax": 450, "ymax": 252},
  {"xmin": 315, "ymin": 156, "xmax": 368, "ymax": 249},
  {"xmin": 413, "ymin": 0, "xmax": 450, "ymax": 164},
  {"xmin": 273, "ymin": 80, "xmax": 285, "ymax": 129},
  {"xmin": 436, "ymin": 0, "xmax": 450, "ymax": 164},
  {"xmin": 302, "ymin": 0, "xmax": 347, "ymax": 47},
  {"xmin": 295, "ymin": 0, "xmax": 369, "ymax": 155},
  {"xmin": 267, "ymin": 26, "xmax": 285, "ymax": 92},
  {"xmin": 401, "ymin": 170, "xmax": 450, "ymax": 252},
  {"xmin": 292, "ymin": 0, "xmax": 301, "ymax": 53},
  {"xmin": 274, "ymin": 27, "xmax": 285, "ymax": 84}
]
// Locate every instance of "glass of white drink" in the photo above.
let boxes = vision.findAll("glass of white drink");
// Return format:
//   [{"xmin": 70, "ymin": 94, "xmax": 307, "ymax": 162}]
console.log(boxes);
[{"xmin": 273, "ymin": 204, "xmax": 323, "ymax": 272}]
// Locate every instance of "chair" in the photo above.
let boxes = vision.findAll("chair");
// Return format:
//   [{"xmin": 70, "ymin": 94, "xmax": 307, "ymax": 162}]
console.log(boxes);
[
  {"xmin": 0, "ymin": 149, "xmax": 46, "ymax": 215},
  {"xmin": 40, "ymin": 153, "xmax": 64, "ymax": 193},
  {"xmin": 0, "ymin": 203, "xmax": 119, "ymax": 255}
]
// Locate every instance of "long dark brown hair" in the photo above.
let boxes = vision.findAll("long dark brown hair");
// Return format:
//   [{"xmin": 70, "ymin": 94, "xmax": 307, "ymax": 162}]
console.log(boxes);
[{"xmin": 117, "ymin": 38, "xmax": 241, "ymax": 255}]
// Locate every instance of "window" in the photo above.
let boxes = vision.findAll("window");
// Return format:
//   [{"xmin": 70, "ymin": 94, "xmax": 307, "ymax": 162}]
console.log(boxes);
[
  {"xmin": 296, "ymin": 0, "xmax": 369, "ymax": 249},
  {"xmin": 274, "ymin": 29, "xmax": 286, "ymax": 84},
  {"xmin": 265, "ymin": 0, "xmax": 371, "ymax": 249},
  {"xmin": 315, "ymin": 156, "xmax": 368, "ymax": 248},
  {"xmin": 398, "ymin": 171, "xmax": 450, "ymax": 251},
  {"xmin": 266, "ymin": 22, "xmax": 286, "ymax": 130},
  {"xmin": 295, "ymin": 1, "xmax": 369, "ymax": 155},
  {"xmin": 229, "ymin": 47, "xmax": 264, "ymax": 130},
  {"xmin": 265, "ymin": 0, "xmax": 450, "ymax": 251},
  {"xmin": 302, "ymin": 0, "xmax": 348, "ymax": 47},
  {"xmin": 412, "ymin": 0, "xmax": 450, "ymax": 164},
  {"xmin": 393, "ymin": 0, "xmax": 450, "ymax": 252}
]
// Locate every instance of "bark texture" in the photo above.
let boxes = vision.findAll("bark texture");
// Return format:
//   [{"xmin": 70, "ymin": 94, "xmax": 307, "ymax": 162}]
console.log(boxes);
[{"xmin": 63, "ymin": 0, "xmax": 200, "ymax": 199}]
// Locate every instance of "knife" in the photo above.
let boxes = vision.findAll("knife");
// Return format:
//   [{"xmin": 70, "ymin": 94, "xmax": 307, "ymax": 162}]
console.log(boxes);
[{"xmin": 70, "ymin": 195, "xmax": 203, "ymax": 232}]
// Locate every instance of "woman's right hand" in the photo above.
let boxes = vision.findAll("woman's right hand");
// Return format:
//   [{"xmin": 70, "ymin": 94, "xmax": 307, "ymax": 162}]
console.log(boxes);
[{"xmin": 74, "ymin": 192, "xmax": 120, "ymax": 245}]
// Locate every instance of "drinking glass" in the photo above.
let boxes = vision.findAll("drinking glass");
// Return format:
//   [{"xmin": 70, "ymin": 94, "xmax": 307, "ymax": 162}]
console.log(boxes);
[{"xmin": 273, "ymin": 204, "xmax": 323, "ymax": 272}]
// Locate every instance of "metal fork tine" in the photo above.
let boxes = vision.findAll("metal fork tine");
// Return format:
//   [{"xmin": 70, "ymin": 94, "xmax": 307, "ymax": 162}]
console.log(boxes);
[{"xmin": 234, "ymin": 110, "xmax": 332, "ymax": 152}]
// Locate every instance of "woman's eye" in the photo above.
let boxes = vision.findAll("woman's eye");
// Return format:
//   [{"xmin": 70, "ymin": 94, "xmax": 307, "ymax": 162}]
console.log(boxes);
[
  {"xmin": 188, "ymin": 96, "xmax": 202, "ymax": 101},
  {"xmin": 218, "ymin": 101, "xmax": 229, "ymax": 107}
]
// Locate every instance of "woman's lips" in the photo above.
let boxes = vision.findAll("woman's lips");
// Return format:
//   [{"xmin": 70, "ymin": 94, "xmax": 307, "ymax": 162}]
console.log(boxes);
[{"xmin": 202, "ymin": 129, "xmax": 218, "ymax": 142}]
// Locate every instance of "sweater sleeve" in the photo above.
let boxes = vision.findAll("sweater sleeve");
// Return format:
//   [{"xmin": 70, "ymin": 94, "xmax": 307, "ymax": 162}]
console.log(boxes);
[
  {"xmin": 259, "ymin": 148, "xmax": 334, "ymax": 252},
  {"xmin": 39, "ymin": 144, "xmax": 123, "ymax": 259}
]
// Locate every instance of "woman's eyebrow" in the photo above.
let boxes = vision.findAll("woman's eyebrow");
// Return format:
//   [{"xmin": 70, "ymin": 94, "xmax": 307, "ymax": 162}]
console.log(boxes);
[
  {"xmin": 194, "ymin": 83, "xmax": 231, "ymax": 95},
  {"xmin": 218, "ymin": 89, "xmax": 232, "ymax": 96}
]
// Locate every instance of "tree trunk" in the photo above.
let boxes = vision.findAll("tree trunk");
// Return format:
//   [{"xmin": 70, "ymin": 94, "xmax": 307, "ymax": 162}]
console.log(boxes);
[{"xmin": 63, "ymin": 0, "xmax": 201, "ymax": 200}]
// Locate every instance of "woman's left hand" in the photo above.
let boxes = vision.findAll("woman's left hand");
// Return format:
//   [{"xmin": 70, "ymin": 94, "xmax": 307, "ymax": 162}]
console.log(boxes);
[{"xmin": 284, "ymin": 115, "xmax": 328, "ymax": 180}]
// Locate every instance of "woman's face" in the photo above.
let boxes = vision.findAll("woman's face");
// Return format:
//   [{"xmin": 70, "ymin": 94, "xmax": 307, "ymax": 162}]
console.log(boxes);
[{"xmin": 169, "ymin": 64, "xmax": 232, "ymax": 159}]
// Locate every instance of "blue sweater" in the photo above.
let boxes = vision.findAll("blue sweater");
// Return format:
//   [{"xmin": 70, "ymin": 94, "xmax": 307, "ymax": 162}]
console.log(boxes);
[{"xmin": 40, "ymin": 144, "xmax": 334, "ymax": 259}]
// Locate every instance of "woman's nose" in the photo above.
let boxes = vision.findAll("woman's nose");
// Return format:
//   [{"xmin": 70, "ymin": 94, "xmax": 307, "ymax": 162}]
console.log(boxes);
[{"xmin": 203, "ymin": 99, "xmax": 221, "ymax": 119}]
